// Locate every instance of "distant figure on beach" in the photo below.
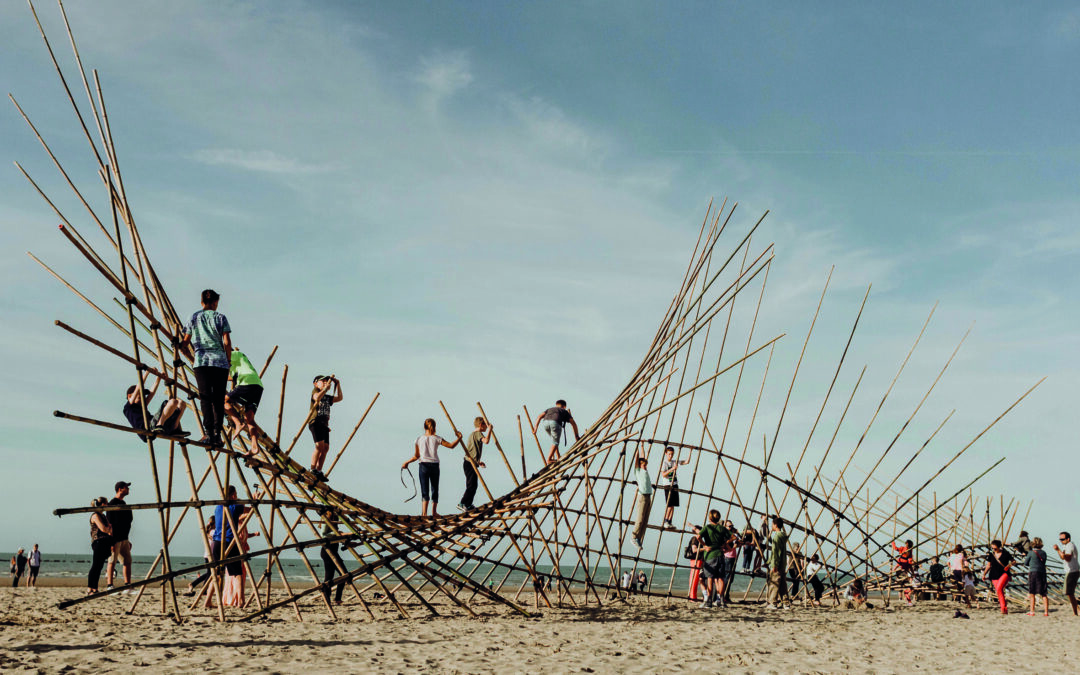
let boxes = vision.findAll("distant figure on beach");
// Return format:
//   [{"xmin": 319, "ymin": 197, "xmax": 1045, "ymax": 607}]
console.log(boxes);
[
  {"xmin": 105, "ymin": 481, "xmax": 133, "ymax": 591},
  {"xmin": 765, "ymin": 517, "xmax": 789, "ymax": 610},
  {"xmin": 787, "ymin": 542, "xmax": 802, "ymax": 601},
  {"xmin": 844, "ymin": 577, "xmax": 867, "ymax": 609},
  {"xmin": 123, "ymin": 375, "xmax": 188, "ymax": 441},
  {"xmin": 402, "ymin": 418, "xmax": 462, "ymax": 517},
  {"xmin": 459, "ymin": 417, "xmax": 493, "ymax": 511},
  {"xmin": 26, "ymin": 544, "xmax": 41, "ymax": 588},
  {"xmin": 740, "ymin": 524, "xmax": 756, "ymax": 573},
  {"xmin": 320, "ymin": 512, "xmax": 346, "ymax": 606},
  {"xmin": 722, "ymin": 519, "xmax": 738, "ymax": 604},
  {"xmin": 685, "ymin": 524, "xmax": 706, "ymax": 601},
  {"xmin": 179, "ymin": 289, "xmax": 232, "ymax": 447},
  {"xmin": 928, "ymin": 556, "xmax": 945, "ymax": 586},
  {"xmin": 961, "ymin": 566, "xmax": 979, "ymax": 609},
  {"xmin": 308, "ymin": 375, "xmax": 343, "ymax": 481},
  {"xmin": 698, "ymin": 509, "xmax": 729, "ymax": 608},
  {"xmin": 1011, "ymin": 530, "xmax": 1033, "ymax": 556},
  {"xmin": 949, "ymin": 544, "xmax": 967, "ymax": 589},
  {"xmin": 1025, "ymin": 537, "xmax": 1049, "ymax": 617},
  {"xmin": 631, "ymin": 451, "xmax": 653, "ymax": 549},
  {"xmin": 621, "ymin": 570, "xmax": 633, "ymax": 594},
  {"xmin": 637, "ymin": 571, "xmax": 648, "ymax": 593},
  {"xmin": 87, "ymin": 497, "xmax": 113, "ymax": 595},
  {"xmin": 224, "ymin": 348, "xmax": 264, "ymax": 458},
  {"xmin": 533, "ymin": 400, "xmax": 579, "ymax": 465},
  {"xmin": 657, "ymin": 447, "xmax": 689, "ymax": 530},
  {"xmin": 805, "ymin": 553, "xmax": 825, "ymax": 606},
  {"xmin": 982, "ymin": 539, "xmax": 1014, "ymax": 614},
  {"xmin": 10, "ymin": 548, "xmax": 26, "ymax": 588},
  {"xmin": 1053, "ymin": 531, "xmax": 1078, "ymax": 616},
  {"xmin": 891, "ymin": 539, "xmax": 915, "ymax": 577},
  {"xmin": 185, "ymin": 516, "xmax": 215, "ymax": 596}
]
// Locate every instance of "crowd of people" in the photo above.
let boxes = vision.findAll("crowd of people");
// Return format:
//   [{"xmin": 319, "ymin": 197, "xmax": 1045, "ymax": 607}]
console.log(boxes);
[{"xmin": 8, "ymin": 545, "xmax": 41, "ymax": 588}]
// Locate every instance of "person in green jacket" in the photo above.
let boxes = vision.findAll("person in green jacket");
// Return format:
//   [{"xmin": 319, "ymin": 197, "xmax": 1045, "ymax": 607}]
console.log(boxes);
[
  {"xmin": 766, "ymin": 516, "xmax": 789, "ymax": 609},
  {"xmin": 224, "ymin": 349, "xmax": 264, "ymax": 457},
  {"xmin": 698, "ymin": 509, "xmax": 731, "ymax": 608}
]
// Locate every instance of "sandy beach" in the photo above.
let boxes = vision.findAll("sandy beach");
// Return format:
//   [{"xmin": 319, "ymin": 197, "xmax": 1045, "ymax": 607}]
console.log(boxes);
[{"xmin": 2, "ymin": 586, "xmax": 1077, "ymax": 673}]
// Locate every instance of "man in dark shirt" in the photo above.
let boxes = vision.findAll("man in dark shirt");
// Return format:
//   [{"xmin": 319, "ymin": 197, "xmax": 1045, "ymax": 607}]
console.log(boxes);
[
  {"xmin": 982, "ymin": 539, "xmax": 1014, "ymax": 614},
  {"xmin": 123, "ymin": 376, "xmax": 188, "ymax": 442},
  {"xmin": 106, "ymin": 482, "xmax": 134, "ymax": 590},
  {"xmin": 11, "ymin": 548, "xmax": 27, "ymax": 587},
  {"xmin": 532, "ymin": 400, "xmax": 580, "ymax": 465}
]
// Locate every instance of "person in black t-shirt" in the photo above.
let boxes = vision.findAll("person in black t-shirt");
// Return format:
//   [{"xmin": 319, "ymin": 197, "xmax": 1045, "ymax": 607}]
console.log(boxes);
[
  {"xmin": 123, "ymin": 375, "xmax": 189, "ymax": 442},
  {"xmin": 532, "ymin": 400, "xmax": 580, "ymax": 465},
  {"xmin": 308, "ymin": 375, "xmax": 343, "ymax": 481},
  {"xmin": 982, "ymin": 539, "xmax": 1014, "ymax": 614},
  {"xmin": 10, "ymin": 548, "xmax": 27, "ymax": 588},
  {"xmin": 105, "ymin": 482, "xmax": 134, "ymax": 590}
]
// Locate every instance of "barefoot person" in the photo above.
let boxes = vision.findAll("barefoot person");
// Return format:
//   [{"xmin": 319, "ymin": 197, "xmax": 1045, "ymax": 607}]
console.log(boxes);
[
  {"xmin": 631, "ymin": 452, "xmax": 653, "ymax": 549},
  {"xmin": 1053, "ymin": 531, "xmax": 1079, "ymax": 616},
  {"xmin": 459, "ymin": 417, "xmax": 493, "ymax": 511},
  {"xmin": 10, "ymin": 548, "xmax": 26, "ymax": 588},
  {"xmin": 224, "ymin": 348, "xmax": 264, "ymax": 457},
  {"xmin": 766, "ymin": 517, "xmax": 789, "ymax": 609},
  {"xmin": 105, "ymin": 481, "xmax": 133, "ymax": 591},
  {"xmin": 402, "ymin": 419, "xmax": 462, "ymax": 518},
  {"xmin": 658, "ymin": 447, "xmax": 690, "ymax": 529},
  {"xmin": 698, "ymin": 509, "xmax": 729, "ymax": 608},
  {"xmin": 123, "ymin": 376, "xmax": 188, "ymax": 441},
  {"xmin": 87, "ymin": 497, "xmax": 113, "ymax": 595},
  {"xmin": 179, "ymin": 289, "xmax": 232, "ymax": 447},
  {"xmin": 1025, "ymin": 537, "xmax": 1049, "ymax": 617},
  {"xmin": 308, "ymin": 375, "xmax": 343, "ymax": 481},
  {"xmin": 532, "ymin": 400, "xmax": 580, "ymax": 465},
  {"xmin": 25, "ymin": 544, "xmax": 41, "ymax": 588}
]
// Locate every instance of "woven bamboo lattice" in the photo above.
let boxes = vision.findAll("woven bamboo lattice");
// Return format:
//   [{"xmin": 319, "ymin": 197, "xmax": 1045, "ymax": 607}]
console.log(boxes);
[{"xmin": 15, "ymin": 1, "xmax": 1056, "ymax": 622}]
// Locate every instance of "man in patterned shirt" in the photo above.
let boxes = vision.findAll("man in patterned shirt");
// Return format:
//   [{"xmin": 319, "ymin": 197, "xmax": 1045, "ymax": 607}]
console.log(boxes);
[{"xmin": 180, "ymin": 289, "xmax": 232, "ymax": 447}]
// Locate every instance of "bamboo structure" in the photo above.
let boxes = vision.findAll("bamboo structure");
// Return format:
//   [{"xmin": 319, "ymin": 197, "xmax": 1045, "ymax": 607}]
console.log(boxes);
[{"xmin": 16, "ymin": 0, "xmax": 1051, "ymax": 623}]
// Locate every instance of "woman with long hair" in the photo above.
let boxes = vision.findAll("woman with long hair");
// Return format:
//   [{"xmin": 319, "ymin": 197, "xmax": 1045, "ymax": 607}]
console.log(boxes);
[
  {"xmin": 402, "ymin": 418, "xmax": 462, "ymax": 517},
  {"xmin": 87, "ymin": 497, "xmax": 113, "ymax": 595}
]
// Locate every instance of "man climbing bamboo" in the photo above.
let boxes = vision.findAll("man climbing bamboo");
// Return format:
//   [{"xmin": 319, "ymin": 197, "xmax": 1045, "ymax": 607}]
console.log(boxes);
[{"xmin": 533, "ymin": 399, "xmax": 580, "ymax": 465}]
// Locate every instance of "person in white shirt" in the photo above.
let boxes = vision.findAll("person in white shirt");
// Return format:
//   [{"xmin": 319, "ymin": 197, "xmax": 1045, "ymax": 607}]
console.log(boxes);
[
  {"xmin": 26, "ymin": 544, "xmax": 41, "ymax": 588},
  {"xmin": 1053, "ymin": 531, "xmax": 1079, "ymax": 616},
  {"xmin": 657, "ymin": 447, "xmax": 690, "ymax": 530},
  {"xmin": 804, "ymin": 553, "xmax": 825, "ymax": 605},
  {"xmin": 402, "ymin": 418, "xmax": 462, "ymax": 518}
]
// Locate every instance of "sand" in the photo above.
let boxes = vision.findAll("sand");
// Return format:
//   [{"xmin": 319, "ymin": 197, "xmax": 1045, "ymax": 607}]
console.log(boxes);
[{"xmin": 1, "ymin": 586, "xmax": 1077, "ymax": 673}]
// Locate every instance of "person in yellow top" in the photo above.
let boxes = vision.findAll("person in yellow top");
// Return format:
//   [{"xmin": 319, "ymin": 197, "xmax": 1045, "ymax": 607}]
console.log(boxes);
[{"xmin": 224, "ymin": 348, "xmax": 264, "ymax": 457}]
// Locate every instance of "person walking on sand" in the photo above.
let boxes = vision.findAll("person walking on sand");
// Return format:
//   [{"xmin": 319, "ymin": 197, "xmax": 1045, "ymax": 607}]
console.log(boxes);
[
  {"xmin": 25, "ymin": 544, "xmax": 41, "ymax": 588},
  {"xmin": 402, "ymin": 419, "xmax": 462, "ymax": 518},
  {"xmin": 1025, "ymin": 537, "xmax": 1050, "ymax": 617},
  {"xmin": 105, "ymin": 481, "xmax": 133, "ymax": 592},
  {"xmin": 224, "ymin": 348, "xmax": 264, "ymax": 458},
  {"xmin": 631, "ymin": 452, "xmax": 653, "ymax": 549},
  {"xmin": 982, "ymin": 539, "xmax": 1014, "ymax": 614},
  {"xmin": 179, "ymin": 289, "xmax": 232, "ymax": 447},
  {"xmin": 10, "ymin": 548, "xmax": 26, "ymax": 588},
  {"xmin": 658, "ymin": 447, "xmax": 690, "ymax": 529},
  {"xmin": 459, "ymin": 417, "xmax": 493, "ymax": 511},
  {"xmin": 961, "ymin": 566, "xmax": 979, "ymax": 609},
  {"xmin": 766, "ymin": 517, "xmax": 789, "ymax": 610},
  {"xmin": 949, "ymin": 544, "xmax": 967, "ymax": 590},
  {"xmin": 698, "ymin": 509, "xmax": 730, "ymax": 608},
  {"xmin": 308, "ymin": 375, "xmax": 343, "ymax": 481},
  {"xmin": 533, "ymin": 400, "xmax": 580, "ymax": 465},
  {"xmin": 123, "ymin": 375, "xmax": 188, "ymax": 441},
  {"xmin": 87, "ymin": 497, "xmax": 113, "ymax": 595},
  {"xmin": 1053, "ymin": 531, "xmax": 1079, "ymax": 616}
]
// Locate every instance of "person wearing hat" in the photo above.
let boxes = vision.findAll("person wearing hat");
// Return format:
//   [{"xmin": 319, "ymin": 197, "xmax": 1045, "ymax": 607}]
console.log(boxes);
[
  {"xmin": 105, "ymin": 481, "xmax": 133, "ymax": 590},
  {"xmin": 308, "ymin": 375, "xmax": 343, "ymax": 481}
]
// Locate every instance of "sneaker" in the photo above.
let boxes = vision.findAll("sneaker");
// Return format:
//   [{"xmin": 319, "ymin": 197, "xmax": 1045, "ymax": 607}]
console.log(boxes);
[
  {"xmin": 632, "ymin": 538, "xmax": 642, "ymax": 549},
  {"xmin": 457, "ymin": 503, "xmax": 467, "ymax": 512},
  {"xmin": 106, "ymin": 585, "xmax": 114, "ymax": 591},
  {"xmin": 197, "ymin": 436, "xmax": 212, "ymax": 445},
  {"xmin": 701, "ymin": 600, "xmax": 712, "ymax": 609},
  {"xmin": 765, "ymin": 603, "xmax": 777, "ymax": 610},
  {"xmin": 175, "ymin": 430, "xmax": 192, "ymax": 438}
]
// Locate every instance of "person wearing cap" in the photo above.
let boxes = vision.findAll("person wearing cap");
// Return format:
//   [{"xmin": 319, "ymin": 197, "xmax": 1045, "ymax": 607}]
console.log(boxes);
[
  {"xmin": 105, "ymin": 481, "xmax": 133, "ymax": 591},
  {"xmin": 179, "ymin": 289, "xmax": 232, "ymax": 447},
  {"xmin": 123, "ymin": 374, "xmax": 188, "ymax": 441},
  {"xmin": 224, "ymin": 348, "xmax": 264, "ymax": 458},
  {"xmin": 308, "ymin": 375, "xmax": 343, "ymax": 481}
]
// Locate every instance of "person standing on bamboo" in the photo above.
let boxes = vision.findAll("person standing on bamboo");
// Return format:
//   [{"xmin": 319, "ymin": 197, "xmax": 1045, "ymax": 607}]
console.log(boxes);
[
  {"xmin": 459, "ymin": 417, "xmax": 493, "ymax": 511},
  {"xmin": 982, "ymin": 539, "xmax": 1014, "ymax": 614},
  {"xmin": 308, "ymin": 375, "xmax": 343, "ymax": 481},
  {"xmin": 631, "ymin": 453, "xmax": 653, "ymax": 549},
  {"xmin": 1025, "ymin": 537, "xmax": 1049, "ymax": 617},
  {"xmin": 658, "ymin": 446, "xmax": 690, "ymax": 529},
  {"xmin": 224, "ymin": 348, "xmax": 264, "ymax": 458},
  {"xmin": 105, "ymin": 481, "xmax": 133, "ymax": 591},
  {"xmin": 179, "ymin": 289, "xmax": 232, "ymax": 447},
  {"xmin": 1053, "ymin": 531, "xmax": 1079, "ymax": 616},
  {"xmin": 402, "ymin": 419, "xmax": 462, "ymax": 518},
  {"xmin": 533, "ymin": 400, "xmax": 580, "ymax": 465},
  {"xmin": 765, "ymin": 516, "xmax": 789, "ymax": 610}
]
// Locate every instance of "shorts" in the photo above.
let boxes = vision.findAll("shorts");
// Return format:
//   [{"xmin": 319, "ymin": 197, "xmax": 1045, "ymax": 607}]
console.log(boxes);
[
  {"xmin": 664, "ymin": 485, "xmax": 680, "ymax": 508},
  {"xmin": 309, "ymin": 420, "xmax": 330, "ymax": 444},
  {"xmin": 542, "ymin": 420, "xmax": 563, "ymax": 446},
  {"xmin": 28, "ymin": 566, "xmax": 39, "ymax": 580},
  {"xmin": 227, "ymin": 385, "xmax": 263, "ymax": 414},
  {"xmin": 110, "ymin": 539, "xmax": 132, "ymax": 564},
  {"xmin": 1066, "ymin": 571, "xmax": 1079, "ymax": 597},
  {"xmin": 1028, "ymin": 571, "xmax": 1048, "ymax": 597},
  {"xmin": 701, "ymin": 559, "xmax": 723, "ymax": 580}
]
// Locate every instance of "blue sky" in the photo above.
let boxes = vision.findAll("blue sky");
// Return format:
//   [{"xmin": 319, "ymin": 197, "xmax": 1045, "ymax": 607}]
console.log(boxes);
[{"xmin": 1, "ymin": 1, "xmax": 1077, "ymax": 557}]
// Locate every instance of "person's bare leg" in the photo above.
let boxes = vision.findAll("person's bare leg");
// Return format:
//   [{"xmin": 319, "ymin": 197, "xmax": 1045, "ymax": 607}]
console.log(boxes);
[
  {"xmin": 106, "ymin": 547, "xmax": 116, "ymax": 586},
  {"xmin": 1028, "ymin": 593, "xmax": 1035, "ymax": 614},
  {"xmin": 244, "ymin": 411, "xmax": 259, "ymax": 457},
  {"xmin": 1043, "ymin": 595, "xmax": 1050, "ymax": 616},
  {"xmin": 421, "ymin": 500, "xmax": 428, "ymax": 517},
  {"xmin": 431, "ymin": 502, "xmax": 438, "ymax": 517},
  {"xmin": 122, "ymin": 547, "xmax": 132, "ymax": 585},
  {"xmin": 312, "ymin": 440, "xmax": 328, "ymax": 470}
]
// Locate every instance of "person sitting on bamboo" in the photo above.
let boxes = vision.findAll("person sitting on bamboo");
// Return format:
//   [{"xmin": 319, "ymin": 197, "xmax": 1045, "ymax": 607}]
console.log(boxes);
[
  {"xmin": 224, "ymin": 348, "xmax": 264, "ymax": 458},
  {"xmin": 402, "ymin": 418, "xmax": 462, "ymax": 518},
  {"xmin": 459, "ymin": 417, "xmax": 494, "ymax": 511},
  {"xmin": 533, "ymin": 400, "xmax": 580, "ymax": 465},
  {"xmin": 123, "ymin": 375, "xmax": 189, "ymax": 441},
  {"xmin": 308, "ymin": 375, "xmax": 343, "ymax": 482}
]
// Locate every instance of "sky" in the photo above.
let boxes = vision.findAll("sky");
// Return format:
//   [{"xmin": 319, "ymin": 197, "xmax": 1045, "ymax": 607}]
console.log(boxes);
[{"xmin": 1, "ymin": 1, "xmax": 1077, "ymax": 558}]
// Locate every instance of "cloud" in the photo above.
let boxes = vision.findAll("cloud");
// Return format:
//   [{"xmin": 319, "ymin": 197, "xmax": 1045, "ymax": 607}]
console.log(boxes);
[
  {"xmin": 189, "ymin": 148, "xmax": 340, "ymax": 175},
  {"xmin": 416, "ymin": 50, "xmax": 473, "ymax": 100},
  {"xmin": 1052, "ymin": 7, "xmax": 1080, "ymax": 41}
]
